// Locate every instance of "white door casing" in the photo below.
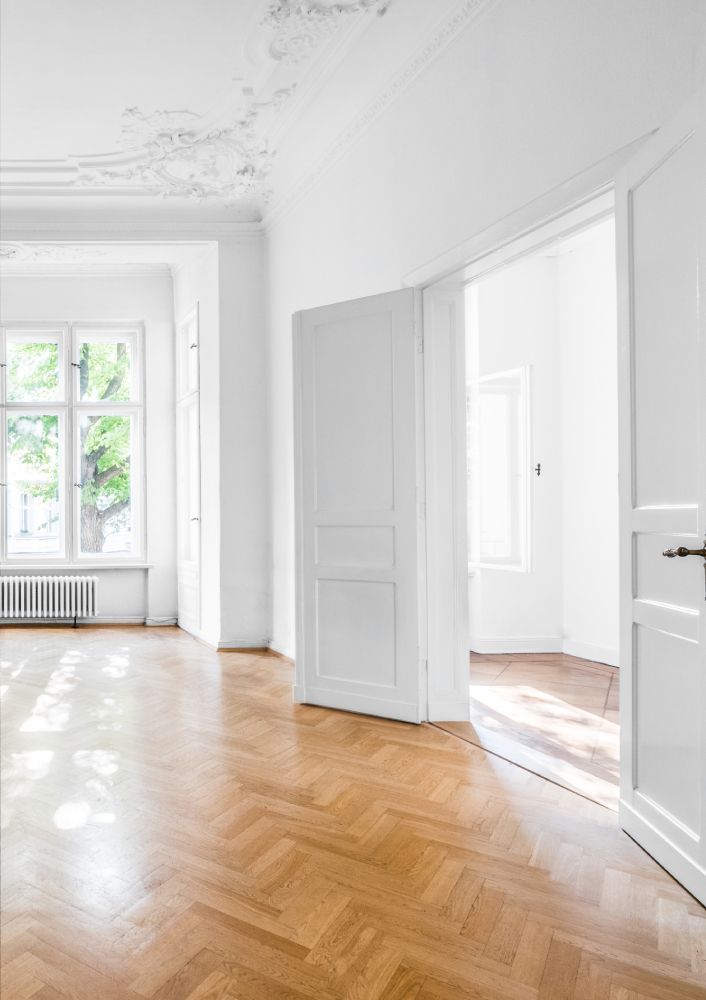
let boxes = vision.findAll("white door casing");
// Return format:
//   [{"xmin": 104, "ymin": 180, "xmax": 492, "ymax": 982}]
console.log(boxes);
[
  {"xmin": 617, "ymin": 89, "xmax": 706, "ymax": 904},
  {"xmin": 422, "ymin": 282, "xmax": 471, "ymax": 721},
  {"xmin": 293, "ymin": 289, "xmax": 425, "ymax": 723},
  {"xmin": 176, "ymin": 306, "xmax": 202, "ymax": 636}
]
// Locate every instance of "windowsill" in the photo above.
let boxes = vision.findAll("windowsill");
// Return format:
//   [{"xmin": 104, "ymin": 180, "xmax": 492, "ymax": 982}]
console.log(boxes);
[{"xmin": 2, "ymin": 563, "xmax": 153, "ymax": 571}]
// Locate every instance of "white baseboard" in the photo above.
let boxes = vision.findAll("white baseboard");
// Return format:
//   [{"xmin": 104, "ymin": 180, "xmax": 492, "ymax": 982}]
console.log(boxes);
[
  {"xmin": 145, "ymin": 616, "xmax": 177, "ymax": 627},
  {"xmin": 562, "ymin": 639, "xmax": 619, "ymax": 667},
  {"xmin": 470, "ymin": 635, "xmax": 563, "ymax": 654},
  {"xmin": 215, "ymin": 638, "xmax": 270, "ymax": 651},
  {"xmin": 427, "ymin": 695, "xmax": 471, "ymax": 722},
  {"xmin": 269, "ymin": 638, "xmax": 295, "ymax": 661}
]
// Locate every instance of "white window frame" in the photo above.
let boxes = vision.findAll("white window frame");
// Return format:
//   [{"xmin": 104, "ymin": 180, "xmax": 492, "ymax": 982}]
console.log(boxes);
[
  {"xmin": 0, "ymin": 320, "xmax": 146, "ymax": 566},
  {"xmin": 467, "ymin": 364, "xmax": 532, "ymax": 573}
]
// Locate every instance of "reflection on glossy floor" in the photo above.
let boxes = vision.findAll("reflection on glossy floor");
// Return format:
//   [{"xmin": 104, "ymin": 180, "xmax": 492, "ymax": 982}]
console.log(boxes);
[
  {"xmin": 436, "ymin": 653, "xmax": 620, "ymax": 811},
  {"xmin": 2, "ymin": 627, "xmax": 704, "ymax": 999}
]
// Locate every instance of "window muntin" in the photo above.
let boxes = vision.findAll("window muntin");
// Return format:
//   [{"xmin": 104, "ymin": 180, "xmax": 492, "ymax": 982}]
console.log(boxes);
[{"xmin": 0, "ymin": 323, "xmax": 144, "ymax": 564}]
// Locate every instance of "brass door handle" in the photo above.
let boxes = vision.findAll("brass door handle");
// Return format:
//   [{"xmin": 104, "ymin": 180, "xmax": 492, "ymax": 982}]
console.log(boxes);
[{"xmin": 663, "ymin": 545, "xmax": 706, "ymax": 559}]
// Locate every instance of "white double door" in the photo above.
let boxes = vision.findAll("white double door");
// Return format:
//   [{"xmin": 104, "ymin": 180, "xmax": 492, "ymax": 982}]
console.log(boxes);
[{"xmin": 293, "ymin": 91, "xmax": 705, "ymax": 903}]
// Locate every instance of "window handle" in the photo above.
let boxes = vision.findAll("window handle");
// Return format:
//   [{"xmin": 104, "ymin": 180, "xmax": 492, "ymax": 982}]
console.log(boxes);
[{"xmin": 73, "ymin": 482, "xmax": 85, "ymax": 489}]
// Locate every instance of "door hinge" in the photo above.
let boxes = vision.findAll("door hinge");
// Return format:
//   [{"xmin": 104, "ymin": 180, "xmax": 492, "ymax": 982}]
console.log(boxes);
[
  {"xmin": 417, "ymin": 497, "xmax": 426, "ymax": 520},
  {"xmin": 416, "ymin": 328, "xmax": 424, "ymax": 354}
]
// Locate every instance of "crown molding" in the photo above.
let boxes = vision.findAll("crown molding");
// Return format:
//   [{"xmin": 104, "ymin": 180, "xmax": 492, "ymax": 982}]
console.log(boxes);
[
  {"xmin": 262, "ymin": 0, "xmax": 495, "ymax": 230},
  {"xmin": 0, "ymin": 220, "xmax": 263, "ymax": 240},
  {"xmin": 0, "ymin": 263, "xmax": 173, "ymax": 278}
]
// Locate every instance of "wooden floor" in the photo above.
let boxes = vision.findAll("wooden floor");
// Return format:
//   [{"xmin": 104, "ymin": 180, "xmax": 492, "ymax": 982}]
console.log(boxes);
[
  {"xmin": 1, "ymin": 627, "xmax": 704, "ymax": 999},
  {"xmin": 436, "ymin": 653, "xmax": 620, "ymax": 810}
]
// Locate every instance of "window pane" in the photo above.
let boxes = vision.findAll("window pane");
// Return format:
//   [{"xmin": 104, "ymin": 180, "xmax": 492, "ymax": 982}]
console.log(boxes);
[
  {"xmin": 468, "ymin": 369, "xmax": 528, "ymax": 569},
  {"xmin": 77, "ymin": 337, "xmax": 134, "ymax": 401},
  {"xmin": 78, "ymin": 413, "xmax": 134, "ymax": 555},
  {"xmin": 7, "ymin": 336, "xmax": 61, "ymax": 401},
  {"xmin": 6, "ymin": 414, "xmax": 62, "ymax": 556}
]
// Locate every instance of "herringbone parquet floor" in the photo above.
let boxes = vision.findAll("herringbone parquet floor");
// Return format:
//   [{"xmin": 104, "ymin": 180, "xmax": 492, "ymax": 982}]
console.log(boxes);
[{"xmin": 1, "ymin": 626, "xmax": 704, "ymax": 999}]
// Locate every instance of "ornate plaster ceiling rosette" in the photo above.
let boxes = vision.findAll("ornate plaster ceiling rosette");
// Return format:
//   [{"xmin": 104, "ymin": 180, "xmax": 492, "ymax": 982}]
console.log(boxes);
[
  {"xmin": 75, "ymin": 87, "xmax": 294, "ymax": 204},
  {"xmin": 262, "ymin": 0, "xmax": 389, "ymax": 63}
]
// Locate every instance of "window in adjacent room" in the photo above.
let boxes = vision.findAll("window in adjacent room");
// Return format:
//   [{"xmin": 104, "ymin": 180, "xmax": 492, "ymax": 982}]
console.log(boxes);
[{"xmin": 467, "ymin": 365, "xmax": 531, "ymax": 572}]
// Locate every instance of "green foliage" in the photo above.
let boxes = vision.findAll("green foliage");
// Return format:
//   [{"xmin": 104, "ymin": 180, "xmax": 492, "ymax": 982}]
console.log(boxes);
[
  {"xmin": 7, "ymin": 338, "xmax": 133, "ymax": 551},
  {"xmin": 7, "ymin": 415, "xmax": 59, "ymax": 502},
  {"xmin": 8, "ymin": 341, "xmax": 60, "ymax": 401}
]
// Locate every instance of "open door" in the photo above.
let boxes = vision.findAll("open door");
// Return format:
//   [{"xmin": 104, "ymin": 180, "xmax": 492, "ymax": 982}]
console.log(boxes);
[
  {"xmin": 293, "ymin": 289, "xmax": 425, "ymax": 723},
  {"xmin": 617, "ymin": 90, "xmax": 705, "ymax": 904}
]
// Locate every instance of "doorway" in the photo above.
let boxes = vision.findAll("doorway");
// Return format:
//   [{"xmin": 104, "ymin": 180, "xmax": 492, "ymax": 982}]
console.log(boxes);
[{"xmin": 434, "ymin": 213, "xmax": 621, "ymax": 809}]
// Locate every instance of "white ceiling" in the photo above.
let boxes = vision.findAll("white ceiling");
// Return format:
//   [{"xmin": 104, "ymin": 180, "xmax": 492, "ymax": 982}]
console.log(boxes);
[
  {"xmin": 0, "ymin": 0, "xmax": 485, "ymax": 222},
  {"xmin": 0, "ymin": 0, "xmax": 396, "ymax": 212},
  {"xmin": 0, "ymin": 0, "xmax": 260, "ymax": 160}
]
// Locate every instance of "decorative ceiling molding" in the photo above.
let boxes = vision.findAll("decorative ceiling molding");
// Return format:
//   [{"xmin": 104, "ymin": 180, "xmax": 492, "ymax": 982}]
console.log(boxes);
[
  {"xmin": 0, "ymin": 242, "xmax": 110, "ymax": 263},
  {"xmin": 262, "ymin": 0, "xmax": 389, "ymax": 63},
  {"xmin": 0, "ymin": 0, "xmax": 391, "ymax": 208},
  {"xmin": 0, "ymin": 263, "xmax": 173, "ymax": 278},
  {"xmin": 74, "ymin": 86, "xmax": 295, "ymax": 204},
  {"xmin": 264, "ymin": 0, "xmax": 495, "ymax": 229}
]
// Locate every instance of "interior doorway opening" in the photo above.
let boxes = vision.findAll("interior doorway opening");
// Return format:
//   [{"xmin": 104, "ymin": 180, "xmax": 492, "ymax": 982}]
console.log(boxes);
[{"xmin": 434, "ymin": 211, "xmax": 621, "ymax": 810}]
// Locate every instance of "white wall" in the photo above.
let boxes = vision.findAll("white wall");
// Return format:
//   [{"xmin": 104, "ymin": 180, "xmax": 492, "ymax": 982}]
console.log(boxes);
[
  {"xmin": 1, "ymin": 271, "xmax": 177, "ymax": 622},
  {"xmin": 173, "ymin": 237, "xmax": 269, "ymax": 648},
  {"xmin": 468, "ymin": 255, "xmax": 564, "ymax": 650},
  {"xmin": 266, "ymin": 0, "xmax": 706, "ymax": 658},
  {"xmin": 559, "ymin": 220, "xmax": 619, "ymax": 664}
]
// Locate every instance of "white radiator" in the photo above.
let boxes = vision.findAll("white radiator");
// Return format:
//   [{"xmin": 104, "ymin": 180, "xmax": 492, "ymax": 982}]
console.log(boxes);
[{"xmin": 0, "ymin": 576, "xmax": 99, "ymax": 619}]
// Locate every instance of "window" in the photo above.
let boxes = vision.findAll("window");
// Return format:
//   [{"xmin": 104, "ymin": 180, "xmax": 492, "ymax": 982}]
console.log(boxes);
[
  {"xmin": 467, "ymin": 367, "xmax": 530, "ymax": 571},
  {"xmin": 0, "ymin": 323, "xmax": 144, "ymax": 563}
]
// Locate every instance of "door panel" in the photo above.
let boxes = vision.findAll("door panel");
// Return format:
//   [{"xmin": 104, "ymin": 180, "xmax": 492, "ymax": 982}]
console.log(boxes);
[
  {"xmin": 293, "ymin": 289, "xmax": 424, "ymax": 723},
  {"xmin": 617, "ymin": 89, "xmax": 705, "ymax": 903}
]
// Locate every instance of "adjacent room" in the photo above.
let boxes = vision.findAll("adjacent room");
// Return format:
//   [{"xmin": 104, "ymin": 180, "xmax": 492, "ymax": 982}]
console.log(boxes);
[
  {"xmin": 1, "ymin": 1, "xmax": 705, "ymax": 998},
  {"xmin": 437, "ymin": 215, "xmax": 621, "ymax": 809}
]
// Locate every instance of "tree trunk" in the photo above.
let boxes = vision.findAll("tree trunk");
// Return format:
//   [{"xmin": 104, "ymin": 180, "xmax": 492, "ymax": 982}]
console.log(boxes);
[{"xmin": 81, "ymin": 504, "xmax": 104, "ymax": 553}]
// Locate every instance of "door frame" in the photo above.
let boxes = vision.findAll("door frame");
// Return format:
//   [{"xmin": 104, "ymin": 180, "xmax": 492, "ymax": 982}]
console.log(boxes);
[{"xmin": 411, "ymin": 136, "xmax": 652, "ymax": 722}]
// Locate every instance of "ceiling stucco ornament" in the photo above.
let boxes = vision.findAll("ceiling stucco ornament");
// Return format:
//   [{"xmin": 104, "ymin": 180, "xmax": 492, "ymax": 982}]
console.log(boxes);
[
  {"xmin": 75, "ymin": 86, "xmax": 295, "ymax": 203},
  {"xmin": 0, "ymin": 243, "xmax": 110, "ymax": 263},
  {"xmin": 262, "ymin": 0, "xmax": 390, "ymax": 63},
  {"xmin": 0, "ymin": 243, "xmax": 24, "ymax": 259}
]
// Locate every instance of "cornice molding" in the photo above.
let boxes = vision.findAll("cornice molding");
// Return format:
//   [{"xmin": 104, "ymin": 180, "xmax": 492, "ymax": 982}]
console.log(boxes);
[
  {"xmin": 0, "ymin": 263, "xmax": 173, "ymax": 278},
  {"xmin": 0, "ymin": 221, "xmax": 263, "ymax": 240},
  {"xmin": 263, "ymin": 0, "xmax": 495, "ymax": 229}
]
